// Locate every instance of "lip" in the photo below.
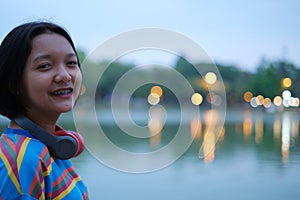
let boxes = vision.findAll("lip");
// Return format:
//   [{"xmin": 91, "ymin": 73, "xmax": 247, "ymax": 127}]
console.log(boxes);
[{"xmin": 49, "ymin": 87, "xmax": 73, "ymax": 98}]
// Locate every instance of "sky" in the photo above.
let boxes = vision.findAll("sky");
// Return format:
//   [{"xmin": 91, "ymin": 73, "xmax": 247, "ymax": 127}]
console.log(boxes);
[{"xmin": 1, "ymin": 0, "xmax": 299, "ymax": 72}]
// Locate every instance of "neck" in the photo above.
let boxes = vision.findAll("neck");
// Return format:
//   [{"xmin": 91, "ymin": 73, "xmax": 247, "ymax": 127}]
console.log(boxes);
[
  {"xmin": 9, "ymin": 120, "xmax": 23, "ymax": 129},
  {"xmin": 13, "ymin": 112, "xmax": 60, "ymax": 133}
]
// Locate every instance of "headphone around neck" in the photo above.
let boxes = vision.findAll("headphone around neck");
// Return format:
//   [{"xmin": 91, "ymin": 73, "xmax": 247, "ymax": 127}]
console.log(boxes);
[{"xmin": 13, "ymin": 115, "xmax": 84, "ymax": 160}]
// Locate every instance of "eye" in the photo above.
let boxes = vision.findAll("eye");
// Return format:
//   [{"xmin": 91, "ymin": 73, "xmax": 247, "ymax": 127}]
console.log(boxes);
[
  {"xmin": 37, "ymin": 63, "xmax": 52, "ymax": 70},
  {"xmin": 67, "ymin": 60, "xmax": 78, "ymax": 67}
]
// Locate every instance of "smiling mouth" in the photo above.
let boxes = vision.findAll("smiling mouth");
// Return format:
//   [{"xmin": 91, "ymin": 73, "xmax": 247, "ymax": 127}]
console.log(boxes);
[{"xmin": 50, "ymin": 88, "xmax": 73, "ymax": 96}]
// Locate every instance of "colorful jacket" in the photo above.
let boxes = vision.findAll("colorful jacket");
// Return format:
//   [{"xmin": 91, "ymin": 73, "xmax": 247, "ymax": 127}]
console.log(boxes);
[{"xmin": 0, "ymin": 128, "xmax": 89, "ymax": 200}]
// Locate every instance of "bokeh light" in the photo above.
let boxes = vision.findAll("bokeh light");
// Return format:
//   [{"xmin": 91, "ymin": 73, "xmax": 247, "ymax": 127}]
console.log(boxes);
[
  {"xmin": 243, "ymin": 91, "xmax": 253, "ymax": 102},
  {"xmin": 244, "ymin": 79, "xmax": 299, "ymax": 109},
  {"xmin": 282, "ymin": 90, "xmax": 291, "ymax": 100},
  {"xmin": 191, "ymin": 93, "xmax": 203, "ymax": 105},
  {"xmin": 204, "ymin": 72, "xmax": 217, "ymax": 85},
  {"xmin": 207, "ymin": 93, "xmax": 222, "ymax": 106},
  {"xmin": 288, "ymin": 97, "xmax": 300, "ymax": 107},
  {"xmin": 80, "ymin": 84, "xmax": 86, "ymax": 95},
  {"xmin": 250, "ymin": 97, "xmax": 258, "ymax": 108},
  {"xmin": 148, "ymin": 93, "xmax": 160, "ymax": 105},
  {"xmin": 151, "ymin": 85, "xmax": 163, "ymax": 97},
  {"xmin": 282, "ymin": 77, "xmax": 292, "ymax": 88},
  {"xmin": 255, "ymin": 95, "xmax": 264, "ymax": 105},
  {"xmin": 263, "ymin": 97, "xmax": 272, "ymax": 108},
  {"xmin": 273, "ymin": 96, "xmax": 282, "ymax": 106}
]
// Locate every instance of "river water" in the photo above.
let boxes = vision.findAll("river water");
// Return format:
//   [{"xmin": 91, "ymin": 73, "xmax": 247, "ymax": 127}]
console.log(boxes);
[
  {"xmin": 71, "ymin": 109, "xmax": 300, "ymax": 200},
  {"xmin": 1, "ymin": 109, "xmax": 300, "ymax": 199}
]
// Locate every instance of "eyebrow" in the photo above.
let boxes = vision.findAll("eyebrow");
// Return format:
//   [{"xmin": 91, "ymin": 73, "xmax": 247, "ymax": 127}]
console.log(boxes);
[{"xmin": 33, "ymin": 53, "xmax": 77, "ymax": 62}]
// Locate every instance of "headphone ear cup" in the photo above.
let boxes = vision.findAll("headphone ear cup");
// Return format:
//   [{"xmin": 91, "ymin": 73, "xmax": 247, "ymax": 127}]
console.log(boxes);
[
  {"xmin": 14, "ymin": 115, "xmax": 83, "ymax": 160},
  {"xmin": 54, "ymin": 130, "xmax": 85, "ymax": 157},
  {"xmin": 67, "ymin": 131, "xmax": 85, "ymax": 157}
]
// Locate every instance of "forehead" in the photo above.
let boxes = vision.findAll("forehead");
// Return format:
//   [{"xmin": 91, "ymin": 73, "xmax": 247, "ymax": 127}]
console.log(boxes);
[{"xmin": 30, "ymin": 33, "xmax": 75, "ymax": 56}]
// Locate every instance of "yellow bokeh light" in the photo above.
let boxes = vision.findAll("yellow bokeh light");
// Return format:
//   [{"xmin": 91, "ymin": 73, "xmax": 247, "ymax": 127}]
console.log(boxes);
[
  {"xmin": 151, "ymin": 86, "xmax": 163, "ymax": 97},
  {"xmin": 191, "ymin": 93, "xmax": 203, "ymax": 105},
  {"xmin": 263, "ymin": 98, "xmax": 272, "ymax": 108},
  {"xmin": 273, "ymin": 96, "xmax": 282, "ymax": 106},
  {"xmin": 243, "ymin": 118, "xmax": 252, "ymax": 140},
  {"xmin": 294, "ymin": 98, "xmax": 300, "ymax": 107},
  {"xmin": 243, "ymin": 91, "xmax": 253, "ymax": 102},
  {"xmin": 282, "ymin": 77, "xmax": 292, "ymax": 88},
  {"xmin": 289, "ymin": 97, "xmax": 300, "ymax": 107},
  {"xmin": 256, "ymin": 95, "xmax": 264, "ymax": 105},
  {"xmin": 80, "ymin": 84, "xmax": 86, "ymax": 95},
  {"xmin": 205, "ymin": 72, "xmax": 217, "ymax": 85},
  {"xmin": 190, "ymin": 118, "xmax": 202, "ymax": 139}
]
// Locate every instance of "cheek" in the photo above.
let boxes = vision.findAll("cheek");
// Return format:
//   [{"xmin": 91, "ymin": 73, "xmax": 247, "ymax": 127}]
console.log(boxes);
[
  {"xmin": 20, "ymin": 82, "xmax": 40, "ymax": 108},
  {"xmin": 73, "ymin": 71, "xmax": 83, "ymax": 95},
  {"xmin": 21, "ymin": 75, "xmax": 48, "ymax": 102},
  {"xmin": 20, "ymin": 75, "xmax": 33, "ymax": 98},
  {"xmin": 23, "ymin": 83, "xmax": 43, "ymax": 99}
]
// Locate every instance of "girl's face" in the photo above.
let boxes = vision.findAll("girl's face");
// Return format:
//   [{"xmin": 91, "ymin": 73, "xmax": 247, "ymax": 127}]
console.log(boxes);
[{"xmin": 21, "ymin": 33, "xmax": 82, "ymax": 119}]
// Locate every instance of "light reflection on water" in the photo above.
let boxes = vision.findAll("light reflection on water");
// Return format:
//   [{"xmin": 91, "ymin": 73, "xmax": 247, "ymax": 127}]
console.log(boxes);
[
  {"xmin": 1, "ymin": 110, "xmax": 300, "ymax": 199},
  {"xmin": 71, "ymin": 110, "xmax": 300, "ymax": 200}
]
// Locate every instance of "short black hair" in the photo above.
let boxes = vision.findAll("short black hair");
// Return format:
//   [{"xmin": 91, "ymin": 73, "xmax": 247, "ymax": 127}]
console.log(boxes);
[{"xmin": 0, "ymin": 21, "xmax": 80, "ymax": 119}]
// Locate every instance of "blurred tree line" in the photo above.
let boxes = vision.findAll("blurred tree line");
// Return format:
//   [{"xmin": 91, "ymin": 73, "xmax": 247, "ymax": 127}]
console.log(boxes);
[{"xmin": 77, "ymin": 49, "xmax": 300, "ymax": 106}]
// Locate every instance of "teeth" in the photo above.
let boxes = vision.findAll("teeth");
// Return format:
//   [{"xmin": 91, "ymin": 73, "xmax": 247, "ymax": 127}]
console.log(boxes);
[{"xmin": 51, "ymin": 89, "xmax": 72, "ymax": 95}]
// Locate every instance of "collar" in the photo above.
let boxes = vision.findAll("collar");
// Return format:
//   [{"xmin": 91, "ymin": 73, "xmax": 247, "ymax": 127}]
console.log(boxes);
[{"xmin": 3, "ymin": 127, "xmax": 34, "ymax": 138}]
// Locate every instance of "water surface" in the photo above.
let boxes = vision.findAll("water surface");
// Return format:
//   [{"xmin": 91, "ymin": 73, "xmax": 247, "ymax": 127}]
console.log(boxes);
[
  {"xmin": 71, "ymin": 110, "xmax": 300, "ymax": 200},
  {"xmin": 1, "ymin": 110, "xmax": 299, "ymax": 199}
]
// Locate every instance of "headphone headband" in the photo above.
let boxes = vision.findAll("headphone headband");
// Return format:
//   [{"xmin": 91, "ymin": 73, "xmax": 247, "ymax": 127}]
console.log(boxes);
[{"xmin": 14, "ymin": 115, "xmax": 57, "ymax": 144}]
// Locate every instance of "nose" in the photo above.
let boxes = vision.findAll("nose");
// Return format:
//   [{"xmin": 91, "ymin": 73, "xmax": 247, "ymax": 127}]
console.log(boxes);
[{"xmin": 54, "ymin": 65, "xmax": 72, "ymax": 83}]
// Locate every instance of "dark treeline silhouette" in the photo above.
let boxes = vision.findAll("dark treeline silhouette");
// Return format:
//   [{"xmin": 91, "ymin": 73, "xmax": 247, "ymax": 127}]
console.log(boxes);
[{"xmin": 77, "ymin": 49, "xmax": 299, "ymax": 106}]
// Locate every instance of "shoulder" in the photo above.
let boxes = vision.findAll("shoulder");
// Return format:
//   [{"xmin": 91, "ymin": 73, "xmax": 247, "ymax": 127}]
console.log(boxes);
[
  {"xmin": 0, "ymin": 130, "xmax": 54, "ymax": 176},
  {"xmin": 0, "ymin": 131, "xmax": 54, "ymax": 199},
  {"xmin": 0, "ymin": 129, "xmax": 54, "ymax": 182},
  {"xmin": 0, "ymin": 130, "xmax": 51, "ymax": 162},
  {"xmin": 1, "ymin": 128, "xmax": 50, "ymax": 157}
]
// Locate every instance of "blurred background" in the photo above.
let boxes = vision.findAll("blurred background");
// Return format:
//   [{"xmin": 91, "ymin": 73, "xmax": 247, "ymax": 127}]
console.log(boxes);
[{"xmin": 1, "ymin": 0, "xmax": 300, "ymax": 199}]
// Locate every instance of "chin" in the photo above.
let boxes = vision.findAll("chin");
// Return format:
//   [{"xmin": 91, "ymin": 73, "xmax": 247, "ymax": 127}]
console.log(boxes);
[{"xmin": 59, "ymin": 105, "xmax": 73, "ymax": 113}]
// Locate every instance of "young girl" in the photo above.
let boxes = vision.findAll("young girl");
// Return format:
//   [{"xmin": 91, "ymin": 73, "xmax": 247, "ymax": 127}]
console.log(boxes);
[{"xmin": 0, "ymin": 21, "xmax": 89, "ymax": 199}]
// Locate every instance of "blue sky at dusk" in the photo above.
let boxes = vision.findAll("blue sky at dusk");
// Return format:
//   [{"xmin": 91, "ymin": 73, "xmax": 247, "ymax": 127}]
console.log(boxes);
[{"xmin": 1, "ymin": 0, "xmax": 299, "ymax": 71}]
